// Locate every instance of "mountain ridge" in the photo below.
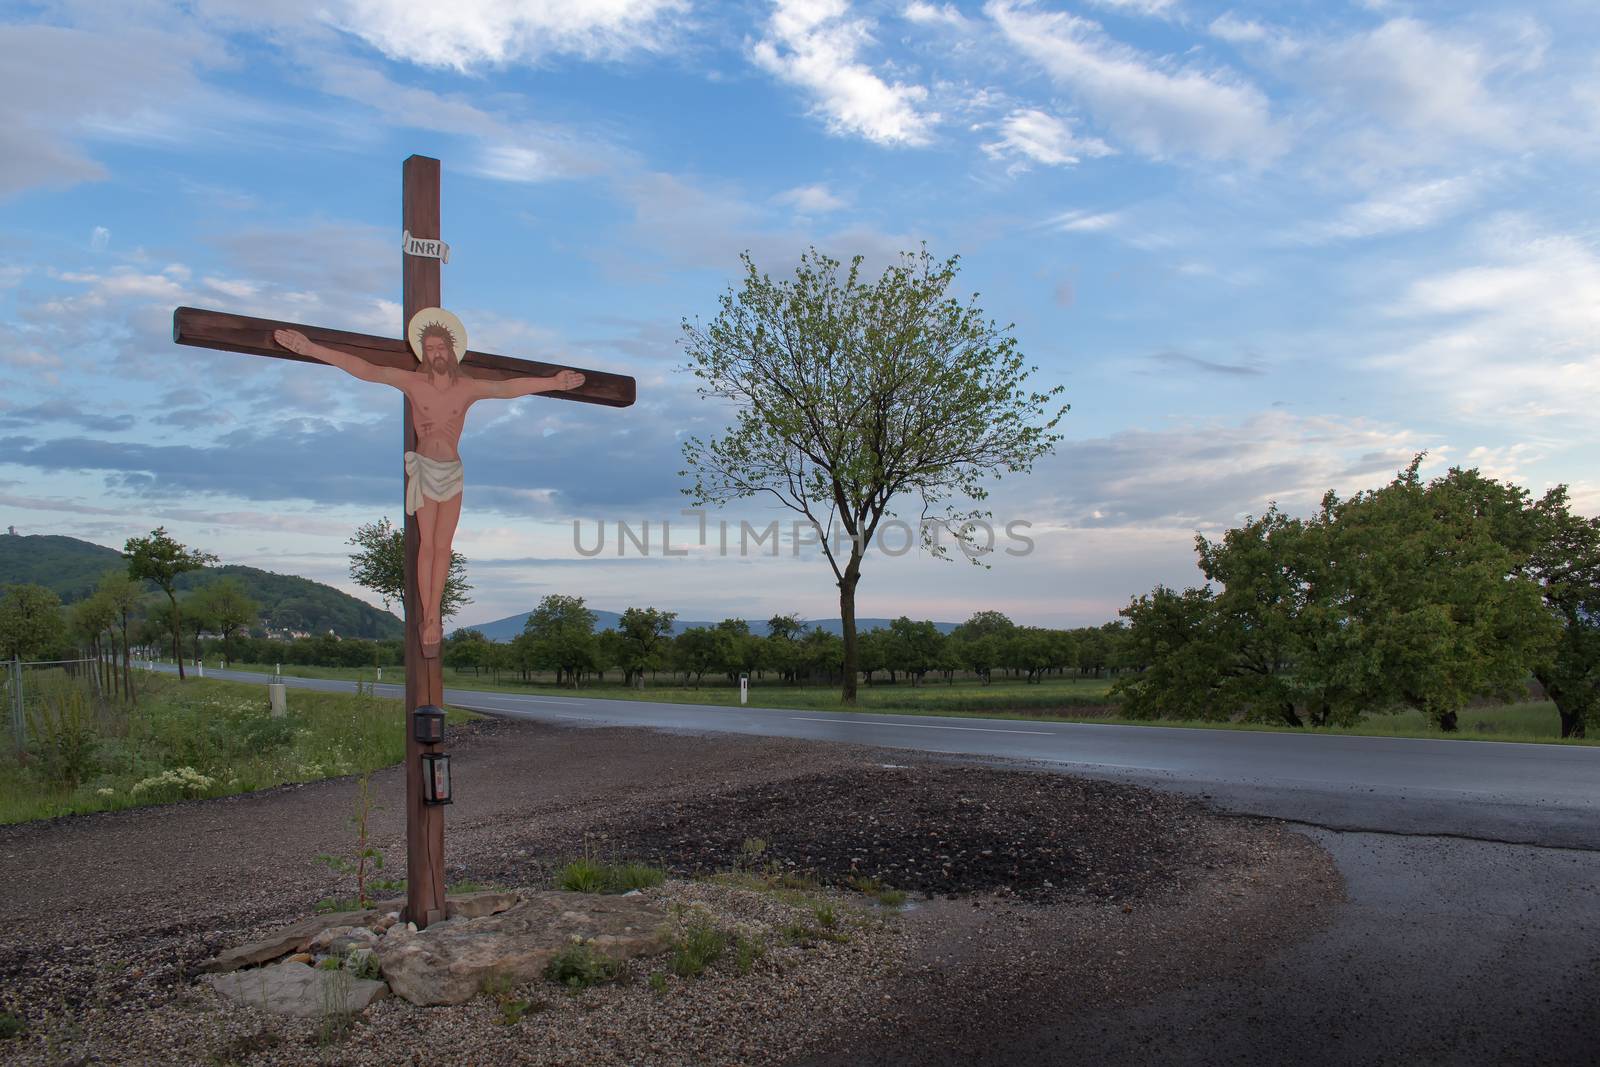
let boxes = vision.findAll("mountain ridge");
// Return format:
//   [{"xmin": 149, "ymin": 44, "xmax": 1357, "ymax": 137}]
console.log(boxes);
[{"xmin": 0, "ymin": 532, "xmax": 402, "ymax": 639}]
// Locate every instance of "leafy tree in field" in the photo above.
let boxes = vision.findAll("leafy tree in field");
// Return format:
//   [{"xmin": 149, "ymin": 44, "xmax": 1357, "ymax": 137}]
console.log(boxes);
[
  {"xmin": 680, "ymin": 246, "xmax": 1066, "ymax": 704},
  {"xmin": 193, "ymin": 578, "xmax": 259, "ymax": 664},
  {"xmin": 1115, "ymin": 586, "xmax": 1228, "ymax": 719},
  {"xmin": 711, "ymin": 618, "xmax": 761, "ymax": 681},
  {"xmin": 798, "ymin": 626, "xmax": 843, "ymax": 682},
  {"xmin": 766, "ymin": 613, "xmax": 804, "ymax": 640},
  {"xmin": 1320, "ymin": 463, "xmax": 1555, "ymax": 731},
  {"xmin": 957, "ymin": 634, "xmax": 1002, "ymax": 684},
  {"xmin": 347, "ymin": 517, "xmax": 472, "ymax": 622},
  {"xmin": 182, "ymin": 592, "xmax": 217, "ymax": 666},
  {"xmin": 0, "ymin": 584, "xmax": 66, "ymax": 662},
  {"xmin": 952, "ymin": 610, "xmax": 1015, "ymax": 643},
  {"xmin": 443, "ymin": 629, "xmax": 491, "ymax": 675},
  {"xmin": 672, "ymin": 627, "xmax": 719, "ymax": 683},
  {"xmin": 124, "ymin": 527, "xmax": 216, "ymax": 681},
  {"xmin": 97, "ymin": 571, "xmax": 143, "ymax": 701},
  {"xmin": 886, "ymin": 617, "xmax": 944, "ymax": 685},
  {"xmin": 69, "ymin": 591, "xmax": 117, "ymax": 695},
  {"xmin": 593, "ymin": 629, "xmax": 625, "ymax": 683},
  {"xmin": 1522, "ymin": 487, "xmax": 1599, "ymax": 738},
  {"xmin": 617, "ymin": 607, "xmax": 678, "ymax": 688},
  {"xmin": 521, "ymin": 594, "xmax": 597, "ymax": 687},
  {"xmin": 857, "ymin": 628, "xmax": 889, "ymax": 684}
]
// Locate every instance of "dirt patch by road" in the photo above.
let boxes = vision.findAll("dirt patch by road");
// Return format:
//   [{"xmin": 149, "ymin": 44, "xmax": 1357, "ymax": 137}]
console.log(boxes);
[{"xmin": 0, "ymin": 716, "xmax": 1340, "ymax": 1066}]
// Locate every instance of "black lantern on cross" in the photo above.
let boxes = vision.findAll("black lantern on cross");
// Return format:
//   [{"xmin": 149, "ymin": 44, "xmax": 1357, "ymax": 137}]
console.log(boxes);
[{"xmin": 413, "ymin": 704, "xmax": 446, "ymax": 745}]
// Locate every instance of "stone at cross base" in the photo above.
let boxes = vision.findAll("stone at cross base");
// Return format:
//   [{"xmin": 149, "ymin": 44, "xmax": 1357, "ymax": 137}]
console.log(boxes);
[{"xmin": 201, "ymin": 890, "xmax": 671, "ymax": 1013}]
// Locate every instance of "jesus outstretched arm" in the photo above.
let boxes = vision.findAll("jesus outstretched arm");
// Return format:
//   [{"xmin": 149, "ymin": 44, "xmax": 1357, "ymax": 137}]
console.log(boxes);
[
  {"xmin": 474, "ymin": 368, "xmax": 586, "ymax": 400},
  {"xmin": 274, "ymin": 329, "xmax": 410, "ymax": 387}
]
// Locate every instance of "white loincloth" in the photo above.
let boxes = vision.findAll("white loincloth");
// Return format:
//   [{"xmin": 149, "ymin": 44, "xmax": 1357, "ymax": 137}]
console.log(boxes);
[{"xmin": 404, "ymin": 451, "xmax": 464, "ymax": 515}]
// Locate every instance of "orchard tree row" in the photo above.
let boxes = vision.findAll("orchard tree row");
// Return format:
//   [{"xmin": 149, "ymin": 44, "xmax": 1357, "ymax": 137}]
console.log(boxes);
[{"xmin": 439, "ymin": 597, "xmax": 1130, "ymax": 688}]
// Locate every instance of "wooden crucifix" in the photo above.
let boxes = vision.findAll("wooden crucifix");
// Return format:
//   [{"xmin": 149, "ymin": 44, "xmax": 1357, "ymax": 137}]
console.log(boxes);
[{"xmin": 172, "ymin": 155, "xmax": 635, "ymax": 928}]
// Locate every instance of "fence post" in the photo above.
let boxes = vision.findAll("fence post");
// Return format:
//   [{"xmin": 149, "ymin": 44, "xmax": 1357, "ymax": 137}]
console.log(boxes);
[{"xmin": 10, "ymin": 657, "xmax": 23, "ymax": 754}]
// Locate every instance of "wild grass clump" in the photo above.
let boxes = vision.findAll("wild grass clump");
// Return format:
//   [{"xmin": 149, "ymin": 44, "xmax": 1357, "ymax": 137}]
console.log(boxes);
[
  {"xmin": 545, "ymin": 944, "xmax": 621, "ymax": 989},
  {"xmin": 557, "ymin": 858, "xmax": 667, "ymax": 894},
  {"xmin": 0, "ymin": 674, "xmax": 412, "ymax": 825},
  {"xmin": 671, "ymin": 921, "xmax": 729, "ymax": 978}
]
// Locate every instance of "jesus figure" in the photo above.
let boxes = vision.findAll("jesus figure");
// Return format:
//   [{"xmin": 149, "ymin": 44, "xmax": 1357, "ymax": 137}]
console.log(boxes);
[{"xmin": 273, "ymin": 309, "xmax": 583, "ymax": 658}]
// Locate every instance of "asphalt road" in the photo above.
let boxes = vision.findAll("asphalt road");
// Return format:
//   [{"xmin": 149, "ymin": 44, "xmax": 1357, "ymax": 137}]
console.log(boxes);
[
  {"xmin": 167, "ymin": 664, "xmax": 1600, "ymax": 1064},
  {"xmin": 172, "ymin": 664, "xmax": 1600, "ymax": 849}
]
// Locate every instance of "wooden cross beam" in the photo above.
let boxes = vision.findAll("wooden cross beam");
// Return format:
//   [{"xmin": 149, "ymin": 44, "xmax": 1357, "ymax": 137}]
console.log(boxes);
[
  {"xmin": 171, "ymin": 155, "xmax": 636, "ymax": 929},
  {"xmin": 172, "ymin": 309, "xmax": 636, "ymax": 408}
]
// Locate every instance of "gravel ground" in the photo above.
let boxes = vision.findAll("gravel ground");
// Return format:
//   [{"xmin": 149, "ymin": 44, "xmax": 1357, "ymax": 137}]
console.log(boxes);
[{"xmin": 0, "ymin": 717, "xmax": 1338, "ymax": 1065}]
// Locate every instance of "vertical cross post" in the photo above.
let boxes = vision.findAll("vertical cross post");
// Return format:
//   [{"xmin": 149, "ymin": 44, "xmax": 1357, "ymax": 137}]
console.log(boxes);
[{"xmin": 403, "ymin": 155, "xmax": 447, "ymax": 927}]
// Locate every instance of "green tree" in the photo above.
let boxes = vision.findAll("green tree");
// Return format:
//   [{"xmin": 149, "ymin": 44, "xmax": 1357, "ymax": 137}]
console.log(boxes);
[
  {"xmin": 885, "ymin": 617, "xmax": 944, "ymax": 685},
  {"xmin": 0, "ymin": 584, "xmax": 66, "ymax": 662},
  {"xmin": 672, "ymin": 627, "xmax": 719, "ymax": 683},
  {"xmin": 522, "ymin": 595, "xmax": 597, "ymax": 687},
  {"xmin": 1114, "ymin": 586, "xmax": 1228, "ymax": 719},
  {"xmin": 124, "ymin": 527, "xmax": 216, "ymax": 681},
  {"xmin": 69, "ymin": 591, "xmax": 118, "ymax": 696},
  {"xmin": 347, "ymin": 517, "xmax": 472, "ymax": 622},
  {"xmin": 194, "ymin": 578, "xmax": 259, "ymax": 665},
  {"xmin": 96, "ymin": 571, "xmax": 143, "ymax": 702},
  {"xmin": 443, "ymin": 629, "xmax": 491, "ymax": 675},
  {"xmin": 1525, "ymin": 487, "xmax": 1600, "ymax": 738},
  {"xmin": 680, "ymin": 246, "xmax": 1066, "ymax": 704},
  {"xmin": 616, "ymin": 608, "xmax": 678, "ymax": 687}
]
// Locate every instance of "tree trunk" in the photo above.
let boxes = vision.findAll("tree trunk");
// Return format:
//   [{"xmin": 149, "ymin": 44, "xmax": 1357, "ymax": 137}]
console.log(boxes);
[
  {"xmin": 1279, "ymin": 701, "xmax": 1303, "ymax": 728},
  {"xmin": 838, "ymin": 562, "xmax": 862, "ymax": 705},
  {"xmin": 170, "ymin": 593, "xmax": 185, "ymax": 681}
]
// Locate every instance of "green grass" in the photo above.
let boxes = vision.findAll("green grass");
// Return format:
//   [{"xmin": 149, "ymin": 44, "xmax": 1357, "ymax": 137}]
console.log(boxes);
[
  {"xmin": 557, "ymin": 858, "xmax": 667, "ymax": 894},
  {"xmin": 221, "ymin": 660, "xmax": 1594, "ymax": 746},
  {"xmin": 544, "ymin": 944, "xmax": 621, "ymax": 989},
  {"xmin": 0, "ymin": 672, "xmax": 480, "ymax": 825},
  {"xmin": 670, "ymin": 921, "xmax": 729, "ymax": 978}
]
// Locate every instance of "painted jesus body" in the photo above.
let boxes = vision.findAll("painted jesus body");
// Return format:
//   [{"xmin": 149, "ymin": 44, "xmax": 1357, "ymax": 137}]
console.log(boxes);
[{"xmin": 273, "ymin": 326, "xmax": 583, "ymax": 656}]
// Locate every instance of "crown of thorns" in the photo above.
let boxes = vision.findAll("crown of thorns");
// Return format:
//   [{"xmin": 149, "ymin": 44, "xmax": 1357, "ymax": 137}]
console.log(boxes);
[{"xmin": 417, "ymin": 322, "xmax": 459, "ymax": 350}]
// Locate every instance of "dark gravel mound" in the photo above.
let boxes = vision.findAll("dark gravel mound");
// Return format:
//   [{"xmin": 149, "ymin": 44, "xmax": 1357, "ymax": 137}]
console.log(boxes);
[{"xmin": 566, "ymin": 765, "xmax": 1211, "ymax": 903}]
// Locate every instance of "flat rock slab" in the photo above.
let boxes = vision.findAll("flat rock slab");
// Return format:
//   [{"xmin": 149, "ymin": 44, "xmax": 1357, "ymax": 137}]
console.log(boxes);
[
  {"xmin": 207, "ymin": 960, "xmax": 389, "ymax": 1018},
  {"xmin": 197, "ymin": 902, "xmax": 401, "ymax": 973},
  {"xmin": 375, "ymin": 891, "xmax": 671, "ymax": 1006}
]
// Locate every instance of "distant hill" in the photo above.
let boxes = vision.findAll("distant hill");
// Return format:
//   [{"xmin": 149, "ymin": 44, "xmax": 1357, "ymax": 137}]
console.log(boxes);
[
  {"xmin": 0, "ymin": 532, "xmax": 402, "ymax": 639},
  {"xmin": 457, "ymin": 609, "xmax": 958, "ymax": 642}
]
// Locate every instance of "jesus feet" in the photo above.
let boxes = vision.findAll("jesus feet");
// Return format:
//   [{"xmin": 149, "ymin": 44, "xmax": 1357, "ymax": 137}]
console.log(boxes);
[{"xmin": 422, "ymin": 618, "xmax": 443, "ymax": 658}]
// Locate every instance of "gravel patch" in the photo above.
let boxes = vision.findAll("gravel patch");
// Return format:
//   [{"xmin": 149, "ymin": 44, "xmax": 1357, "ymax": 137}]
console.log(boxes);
[
  {"xmin": 0, "ymin": 717, "xmax": 1340, "ymax": 1065},
  {"xmin": 549, "ymin": 765, "xmax": 1211, "ymax": 903}
]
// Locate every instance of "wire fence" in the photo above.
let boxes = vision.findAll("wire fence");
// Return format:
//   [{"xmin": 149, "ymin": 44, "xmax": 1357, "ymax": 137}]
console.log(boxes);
[{"xmin": 5, "ymin": 657, "xmax": 101, "ymax": 754}]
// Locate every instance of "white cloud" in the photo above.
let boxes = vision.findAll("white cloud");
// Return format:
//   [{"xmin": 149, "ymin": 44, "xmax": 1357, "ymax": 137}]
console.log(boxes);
[
  {"xmin": 752, "ymin": 0, "xmax": 938, "ymax": 146},
  {"xmin": 902, "ymin": 1, "xmax": 968, "ymax": 26},
  {"xmin": 986, "ymin": 1, "xmax": 1280, "ymax": 161},
  {"xmin": 1293, "ymin": 174, "xmax": 1483, "ymax": 243},
  {"xmin": 1309, "ymin": 18, "xmax": 1527, "ymax": 144},
  {"xmin": 982, "ymin": 108, "xmax": 1114, "ymax": 171},
  {"xmin": 1041, "ymin": 208, "xmax": 1122, "ymax": 233},
  {"xmin": 89, "ymin": 227, "xmax": 110, "ymax": 251},
  {"xmin": 1083, "ymin": 0, "xmax": 1177, "ymax": 17},
  {"xmin": 331, "ymin": 0, "xmax": 688, "ymax": 70},
  {"xmin": 774, "ymin": 183, "xmax": 849, "ymax": 213},
  {"xmin": 1376, "ymin": 219, "xmax": 1600, "ymax": 424}
]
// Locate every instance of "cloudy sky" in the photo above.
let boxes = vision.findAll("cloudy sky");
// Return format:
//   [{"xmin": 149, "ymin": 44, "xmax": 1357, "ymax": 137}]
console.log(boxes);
[{"xmin": 2, "ymin": 0, "xmax": 1597, "ymax": 630}]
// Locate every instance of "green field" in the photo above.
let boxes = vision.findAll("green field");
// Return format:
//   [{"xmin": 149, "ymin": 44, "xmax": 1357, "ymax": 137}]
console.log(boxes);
[
  {"xmin": 0, "ymin": 671, "xmax": 476, "ymax": 825},
  {"xmin": 219, "ymin": 661, "xmax": 1592, "ymax": 746}
]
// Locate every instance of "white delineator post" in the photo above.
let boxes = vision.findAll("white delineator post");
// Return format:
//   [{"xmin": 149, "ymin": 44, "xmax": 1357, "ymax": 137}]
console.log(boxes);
[{"xmin": 740, "ymin": 673, "xmax": 749, "ymax": 705}]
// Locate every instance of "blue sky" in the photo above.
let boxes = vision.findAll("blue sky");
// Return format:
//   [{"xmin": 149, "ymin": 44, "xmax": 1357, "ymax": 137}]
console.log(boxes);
[{"xmin": 2, "ymin": 0, "xmax": 1597, "ymax": 630}]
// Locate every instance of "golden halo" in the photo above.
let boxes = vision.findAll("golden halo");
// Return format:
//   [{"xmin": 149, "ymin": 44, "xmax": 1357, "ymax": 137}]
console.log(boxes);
[{"xmin": 407, "ymin": 307, "xmax": 468, "ymax": 363}]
